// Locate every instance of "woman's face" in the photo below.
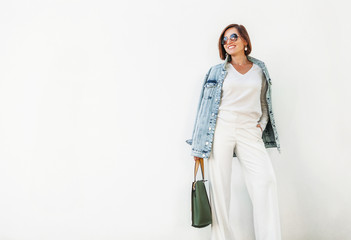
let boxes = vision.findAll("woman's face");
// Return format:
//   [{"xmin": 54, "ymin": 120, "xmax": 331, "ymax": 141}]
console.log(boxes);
[{"xmin": 222, "ymin": 27, "xmax": 247, "ymax": 56}]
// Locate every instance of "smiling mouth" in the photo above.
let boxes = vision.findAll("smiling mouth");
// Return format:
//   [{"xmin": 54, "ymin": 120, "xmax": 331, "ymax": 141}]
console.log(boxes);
[{"xmin": 228, "ymin": 45, "xmax": 236, "ymax": 49}]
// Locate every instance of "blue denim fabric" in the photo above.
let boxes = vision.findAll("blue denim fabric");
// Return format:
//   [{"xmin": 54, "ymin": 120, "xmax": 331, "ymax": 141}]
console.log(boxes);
[{"xmin": 186, "ymin": 55, "xmax": 281, "ymax": 158}]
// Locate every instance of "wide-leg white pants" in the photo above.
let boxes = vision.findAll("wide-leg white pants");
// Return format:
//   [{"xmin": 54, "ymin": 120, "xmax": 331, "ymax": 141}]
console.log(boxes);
[{"xmin": 208, "ymin": 110, "xmax": 281, "ymax": 240}]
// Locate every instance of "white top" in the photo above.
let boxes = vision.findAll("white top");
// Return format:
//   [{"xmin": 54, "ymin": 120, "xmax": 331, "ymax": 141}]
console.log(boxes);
[{"xmin": 218, "ymin": 62, "xmax": 269, "ymax": 131}]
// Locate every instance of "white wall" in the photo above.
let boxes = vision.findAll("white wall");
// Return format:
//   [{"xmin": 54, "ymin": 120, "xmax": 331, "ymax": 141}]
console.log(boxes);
[{"xmin": 0, "ymin": 0, "xmax": 350, "ymax": 239}]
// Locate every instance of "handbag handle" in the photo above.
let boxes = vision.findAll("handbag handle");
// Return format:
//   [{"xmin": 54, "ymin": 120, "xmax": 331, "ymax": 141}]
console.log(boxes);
[{"xmin": 194, "ymin": 158, "xmax": 205, "ymax": 182}]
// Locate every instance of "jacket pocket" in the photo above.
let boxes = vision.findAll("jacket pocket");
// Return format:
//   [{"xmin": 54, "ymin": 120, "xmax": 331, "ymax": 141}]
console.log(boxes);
[
  {"xmin": 204, "ymin": 82, "xmax": 217, "ymax": 88},
  {"xmin": 203, "ymin": 81, "xmax": 217, "ymax": 100}
]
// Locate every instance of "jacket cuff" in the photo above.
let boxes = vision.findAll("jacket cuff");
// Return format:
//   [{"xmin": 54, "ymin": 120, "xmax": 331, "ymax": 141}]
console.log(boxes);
[{"xmin": 185, "ymin": 139, "xmax": 193, "ymax": 145}]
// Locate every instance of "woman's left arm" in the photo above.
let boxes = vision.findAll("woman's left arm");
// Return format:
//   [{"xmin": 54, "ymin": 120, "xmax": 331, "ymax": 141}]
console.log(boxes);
[{"xmin": 258, "ymin": 77, "xmax": 269, "ymax": 131}]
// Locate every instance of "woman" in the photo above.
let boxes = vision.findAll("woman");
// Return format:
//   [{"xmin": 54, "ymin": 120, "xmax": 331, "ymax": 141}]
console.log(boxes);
[{"xmin": 186, "ymin": 24, "xmax": 282, "ymax": 240}]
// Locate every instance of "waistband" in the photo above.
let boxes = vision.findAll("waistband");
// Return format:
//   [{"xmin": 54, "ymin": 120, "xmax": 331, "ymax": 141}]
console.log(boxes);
[{"xmin": 217, "ymin": 109, "xmax": 258, "ymax": 128}]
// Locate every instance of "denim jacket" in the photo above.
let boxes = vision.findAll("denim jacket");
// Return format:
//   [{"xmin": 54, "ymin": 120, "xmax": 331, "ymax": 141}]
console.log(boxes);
[{"xmin": 186, "ymin": 54, "xmax": 281, "ymax": 158}]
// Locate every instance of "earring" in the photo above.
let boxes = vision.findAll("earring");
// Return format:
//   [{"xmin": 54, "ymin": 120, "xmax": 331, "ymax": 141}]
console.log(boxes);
[{"xmin": 244, "ymin": 46, "xmax": 248, "ymax": 51}]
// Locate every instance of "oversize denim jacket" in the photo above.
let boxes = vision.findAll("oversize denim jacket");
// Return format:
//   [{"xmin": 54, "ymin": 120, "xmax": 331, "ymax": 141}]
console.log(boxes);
[{"xmin": 186, "ymin": 54, "xmax": 281, "ymax": 158}]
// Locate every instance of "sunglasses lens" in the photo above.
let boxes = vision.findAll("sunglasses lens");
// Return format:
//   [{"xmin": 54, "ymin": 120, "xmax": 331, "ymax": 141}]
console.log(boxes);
[
  {"xmin": 222, "ymin": 34, "xmax": 239, "ymax": 45},
  {"xmin": 222, "ymin": 37, "xmax": 227, "ymax": 45},
  {"xmin": 231, "ymin": 33, "xmax": 238, "ymax": 41}
]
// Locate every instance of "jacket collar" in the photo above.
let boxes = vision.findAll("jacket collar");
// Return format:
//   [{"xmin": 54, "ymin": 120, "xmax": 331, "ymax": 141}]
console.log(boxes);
[{"xmin": 221, "ymin": 54, "xmax": 266, "ymax": 71}]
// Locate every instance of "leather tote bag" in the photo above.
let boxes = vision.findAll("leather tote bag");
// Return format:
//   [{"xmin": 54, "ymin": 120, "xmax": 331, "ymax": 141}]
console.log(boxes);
[{"xmin": 191, "ymin": 158, "xmax": 212, "ymax": 228}]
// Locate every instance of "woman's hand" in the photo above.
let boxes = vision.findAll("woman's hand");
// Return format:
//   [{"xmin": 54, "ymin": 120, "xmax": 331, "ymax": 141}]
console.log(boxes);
[
  {"xmin": 194, "ymin": 156, "xmax": 203, "ymax": 161},
  {"xmin": 256, "ymin": 123, "xmax": 263, "ymax": 132}
]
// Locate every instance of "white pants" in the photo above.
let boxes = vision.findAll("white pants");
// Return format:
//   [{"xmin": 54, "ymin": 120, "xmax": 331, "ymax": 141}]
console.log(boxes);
[{"xmin": 208, "ymin": 110, "xmax": 282, "ymax": 240}]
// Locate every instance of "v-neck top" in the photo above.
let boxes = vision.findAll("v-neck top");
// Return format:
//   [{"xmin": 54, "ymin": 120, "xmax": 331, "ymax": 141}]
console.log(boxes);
[{"xmin": 218, "ymin": 62, "xmax": 269, "ymax": 130}]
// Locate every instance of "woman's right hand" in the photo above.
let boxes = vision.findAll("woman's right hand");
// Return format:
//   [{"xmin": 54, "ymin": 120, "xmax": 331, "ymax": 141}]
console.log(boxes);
[{"xmin": 194, "ymin": 157, "xmax": 203, "ymax": 161}]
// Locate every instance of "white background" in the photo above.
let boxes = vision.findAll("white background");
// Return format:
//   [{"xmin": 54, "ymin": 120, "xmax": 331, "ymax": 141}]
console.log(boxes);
[{"xmin": 0, "ymin": 0, "xmax": 350, "ymax": 239}]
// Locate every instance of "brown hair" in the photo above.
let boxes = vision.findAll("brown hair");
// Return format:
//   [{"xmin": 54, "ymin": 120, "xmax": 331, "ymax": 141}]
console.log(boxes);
[{"xmin": 218, "ymin": 24, "xmax": 252, "ymax": 61}]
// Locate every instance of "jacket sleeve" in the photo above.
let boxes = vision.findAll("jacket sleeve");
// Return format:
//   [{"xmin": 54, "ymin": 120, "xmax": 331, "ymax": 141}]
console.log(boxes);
[{"xmin": 186, "ymin": 67, "xmax": 212, "ymax": 145}]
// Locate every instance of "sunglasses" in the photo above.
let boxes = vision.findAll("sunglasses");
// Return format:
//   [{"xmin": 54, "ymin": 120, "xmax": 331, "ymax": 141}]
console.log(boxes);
[{"xmin": 222, "ymin": 33, "xmax": 240, "ymax": 45}]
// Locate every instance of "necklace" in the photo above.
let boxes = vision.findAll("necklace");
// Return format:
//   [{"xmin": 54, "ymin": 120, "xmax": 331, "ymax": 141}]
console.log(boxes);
[
  {"xmin": 230, "ymin": 58, "xmax": 250, "ymax": 66},
  {"xmin": 232, "ymin": 61, "xmax": 249, "ymax": 66}
]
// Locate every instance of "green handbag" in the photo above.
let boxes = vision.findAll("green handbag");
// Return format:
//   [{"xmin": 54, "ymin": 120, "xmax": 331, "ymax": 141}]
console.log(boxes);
[{"xmin": 191, "ymin": 158, "xmax": 212, "ymax": 228}]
